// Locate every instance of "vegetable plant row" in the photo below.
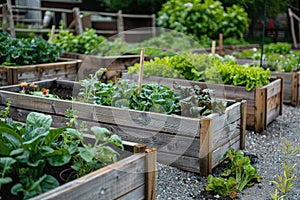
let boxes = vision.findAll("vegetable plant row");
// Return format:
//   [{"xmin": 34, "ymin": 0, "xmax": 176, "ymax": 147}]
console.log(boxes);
[
  {"xmin": 0, "ymin": 33, "xmax": 62, "ymax": 66},
  {"xmin": 21, "ymin": 68, "xmax": 227, "ymax": 118},
  {"xmin": 233, "ymin": 43, "xmax": 300, "ymax": 73},
  {"xmin": 128, "ymin": 53, "xmax": 271, "ymax": 91}
]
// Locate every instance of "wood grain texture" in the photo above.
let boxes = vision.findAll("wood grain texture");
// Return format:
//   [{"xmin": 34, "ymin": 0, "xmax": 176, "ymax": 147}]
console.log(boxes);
[{"xmin": 0, "ymin": 59, "xmax": 81, "ymax": 85}]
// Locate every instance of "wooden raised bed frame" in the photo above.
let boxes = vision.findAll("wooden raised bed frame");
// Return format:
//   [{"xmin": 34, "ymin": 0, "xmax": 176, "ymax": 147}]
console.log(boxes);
[
  {"xmin": 30, "ymin": 140, "xmax": 157, "ymax": 200},
  {"xmin": 271, "ymin": 71, "xmax": 300, "ymax": 106},
  {"xmin": 123, "ymin": 74, "xmax": 283, "ymax": 132},
  {"xmin": 0, "ymin": 58, "xmax": 81, "ymax": 86},
  {"xmin": 61, "ymin": 52, "xmax": 148, "ymax": 80},
  {"xmin": 0, "ymin": 79, "xmax": 246, "ymax": 176}
]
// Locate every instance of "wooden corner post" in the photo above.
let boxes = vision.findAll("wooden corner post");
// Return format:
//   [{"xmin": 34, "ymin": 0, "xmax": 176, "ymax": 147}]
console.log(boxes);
[
  {"xmin": 199, "ymin": 118, "xmax": 213, "ymax": 176},
  {"xmin": 236, "ymin": 99, "xmax": 247, "ymax": 149},
  {"xmin": 254, "ymin": 87, "xmax": 267, "ymax": 132},
  {"xmin": 278, "ymin": 76, "xmax": 284, "ymax": 115},
  {"xmin": 145, "ymin": 148, "xmax": 157, "ymax": 200},
  {"xmin": 291, "ymin": 73, "xmax": 298, "ymax": 106}
]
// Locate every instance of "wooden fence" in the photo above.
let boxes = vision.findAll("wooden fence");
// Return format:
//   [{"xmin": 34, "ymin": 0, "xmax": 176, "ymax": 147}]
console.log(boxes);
[{"xmin": 0, "ymin": 0, "xmax": 156, "ymax": 41}]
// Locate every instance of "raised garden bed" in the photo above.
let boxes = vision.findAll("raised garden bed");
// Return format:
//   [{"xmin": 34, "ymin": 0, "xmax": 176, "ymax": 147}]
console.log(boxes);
[
  {"xmin": 61, "ymin": 52, "xmax": 148, "ymax": 80},
  {"xmin": 123, "ymin": 74, "xmax": 283, "ymax": 133},
  {"xmin": 0, "ymin": 129, "xmax": 156, "ymax": 200},
  {"xmin": 32, "ymin": 141, "xmax": 156, "ymax": 200},
  {"xmin": 0, "ymin": 79, "xmax": 247, "ymax": 176},
  {"xmin": 270, "ymin": 71, "xmax": 300, "ymax": 106},
  {"xmin": 0, "ymin": 58, "xmax": 81, "ymax": 86}
]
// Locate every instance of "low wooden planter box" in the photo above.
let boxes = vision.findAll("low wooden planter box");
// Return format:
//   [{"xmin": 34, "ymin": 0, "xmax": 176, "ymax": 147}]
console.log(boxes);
[
  {"xmin": 61, "ymin": 52, "xmax": 147, "ymax": 80},
  {"xmin": 0, "ymin": 79, "xmax": 246, "ymax": 176},
  {"xmin": 123, "ymin": 74, "xmax": 283, "ymax": 132},
  {"xmin": 0, "ymin": 58, "xmax": 82, "ymax": 86},
  {"xmin": 29, "ymin": 140, "xmax": 156, "ymax": 200},
  {"xmin": 271, "ymin": 71, "xmax": 300, "ymax": 106}
]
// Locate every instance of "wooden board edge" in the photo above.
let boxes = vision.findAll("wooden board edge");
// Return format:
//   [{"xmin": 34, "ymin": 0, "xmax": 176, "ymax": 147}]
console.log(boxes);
[{"xmin": 145, "ymin": 147, "xmax": 157, "ymax": 200}]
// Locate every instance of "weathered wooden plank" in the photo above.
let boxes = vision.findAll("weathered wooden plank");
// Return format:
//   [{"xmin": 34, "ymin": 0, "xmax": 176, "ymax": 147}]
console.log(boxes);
[
  {"xmin": 212, "ymin": 120, "xmax": 240, "ymax": 150},
  {"xmin": 212, "ymin": 135, "xmax": 240, "ymax": 168},
  {"xmin": 92, "ymin": 105, "xmax": 201, "ymax": 137},
  {"xmin": 210, "ymin": 101, "xmax": 241, "ymax": 133},
  {"xmin": 0, "ymin": 59, "xmax": 81, "ymax": 85},
  {"xmin": 117, "ymin": 185, "xmax": 145, "ymax": 200},
  {"xmin": 31, "ymin": 154, "xmax": 147, "ymax": 200},
  {"xmin": 199, "ymin": 118, "xmax": 212, "ymax": 176},
  {"xmin": 265, "ymin": 78, "xmax": 283, "ymax": 99},
  {"xmin": 157, "ymin": 152, "xmax": 200, "ymax": 173}
]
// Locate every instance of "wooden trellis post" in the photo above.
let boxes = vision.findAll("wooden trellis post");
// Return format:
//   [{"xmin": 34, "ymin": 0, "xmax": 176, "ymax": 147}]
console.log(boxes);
[
  {"xmin": 6, "ymin": 0, "xmax": 16, "ymax": 38},
  {"xmin": 72, "ymin": 7, "xmax": 83, "ymax": 35}
]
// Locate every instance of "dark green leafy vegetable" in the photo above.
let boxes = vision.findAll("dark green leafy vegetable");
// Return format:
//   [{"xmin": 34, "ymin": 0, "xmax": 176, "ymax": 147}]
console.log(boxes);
[
  {"xmin": 0, "ymin": 102, "xmax": 123, "ymax": 199},
  {"xmin": 0, "ymin": 32, "xmax": 62, "ymax": 66}
]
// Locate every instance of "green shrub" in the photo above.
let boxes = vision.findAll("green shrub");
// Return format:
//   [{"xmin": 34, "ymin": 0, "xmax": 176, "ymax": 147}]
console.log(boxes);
[{"xmin": 157, "ymin": 0, "xmax": 249, "ymax": 41}]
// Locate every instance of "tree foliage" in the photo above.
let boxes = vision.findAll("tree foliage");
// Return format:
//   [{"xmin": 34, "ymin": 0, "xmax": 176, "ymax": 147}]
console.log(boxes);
[{"xmin": 97, "ymin": 0, "xmax": 167, "ymax": 14}]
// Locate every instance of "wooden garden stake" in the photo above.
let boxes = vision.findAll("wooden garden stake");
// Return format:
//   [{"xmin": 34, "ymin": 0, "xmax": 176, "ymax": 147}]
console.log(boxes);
[
  {"xmin": 48, "ymin": 25, "xmax": 56, "ymax": 43},
  {"xmin": 138, "ymin": 48, "xmax": 145, "ymax": 95},
  {"xmin": 219, "ymin": 33, "xmax": 223, "ymax": 56},
  {"xmin": 211, "ymin": 41, "xmax": 216, "ymax": 55}
]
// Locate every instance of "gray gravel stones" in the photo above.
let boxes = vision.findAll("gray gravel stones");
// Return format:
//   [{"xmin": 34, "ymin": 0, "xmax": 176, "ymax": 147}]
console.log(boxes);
[{"xmin": 156, "ymin": 104, "xmax": 300, "ymax": 199}]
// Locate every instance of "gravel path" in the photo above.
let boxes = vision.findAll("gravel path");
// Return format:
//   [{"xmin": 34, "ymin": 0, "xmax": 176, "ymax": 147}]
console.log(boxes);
[{"xmin": 156, "ymin": 104, "xmax": 300, "ymax": 199}]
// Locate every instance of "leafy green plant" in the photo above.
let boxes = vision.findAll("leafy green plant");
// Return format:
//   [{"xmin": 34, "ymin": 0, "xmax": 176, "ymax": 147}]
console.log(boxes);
[
  {"xmin": 206, "ymin": 175, "xmax": 238, "ymax": 199},
  {"xmin": 79, "ymin": 74, "xmax": 226, "ymax": 116},
  {"xmin": 0, "ymin": 32, "xmax": 62, "ymax": 66},
  {"xmin": 264, "ymin": 43, "xmax": 292, "ymax": 54},
  {"xmin": 157, "ymin": 0, "xmax": 249, "ymax": 41},
  {"xmin": 129, "ymin": 53, "xmax": 270, "ymax": 91},
  {"xmin": 206, "ymin": 148, "xmax": 262, "ymax": 199},
  {"xmin": 78, "ymin": 68, "xmax": 107, "ymax": 102},
  {"xmin": 0, "ymin": 104, "xmax": 123, "ymax": 199},
  {"xmin": 92, "ymin": 38, "xmax": 128, "ymax": 56},
  {"xmin": 270, "ymin": 141, "xmax": 299, "ymax": 199},
  {"xmin": 52, "ymin": 27, "xmax": 106, "ymax": 55}
]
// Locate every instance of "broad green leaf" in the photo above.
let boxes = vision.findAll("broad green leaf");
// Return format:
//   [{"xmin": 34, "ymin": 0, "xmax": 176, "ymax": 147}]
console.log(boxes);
[
  {"xmin": 0, "ymin": 177, "xmax": 12, "ymax": 184},
  {"xmin": 47, "ymin": 149, "xmax": 71, "ymax": 166},
  {"xmin": 78, "ymin": 147, "xmax": 94, "ymax": 163},
  {"xmin": 108, "ymin": 134, "xmax": 124, "ymax": 150},
  {"xmin": 26, "ymin": 112, "xmax": 53, "ymax": 131},
  {"xmin": 91, "ymin": 126, "xmax": 110, "ymax": 141},
  {"xmin": 11, "ymin": 183, "xmax": 23, "ymax": 195}
]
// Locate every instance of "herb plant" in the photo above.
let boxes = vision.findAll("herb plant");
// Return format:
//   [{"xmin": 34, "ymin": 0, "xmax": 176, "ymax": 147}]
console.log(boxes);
[
  {"xmin": 0, "ymin": 32, "xmax": 62, "ymax": 66},
  {"xmin": 0, "ymin": 104, "xmax": 123, "ymax": 199},
  {"xmin": 270, "ymin": 141, "xmax": 299, "ymax": 199}
]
